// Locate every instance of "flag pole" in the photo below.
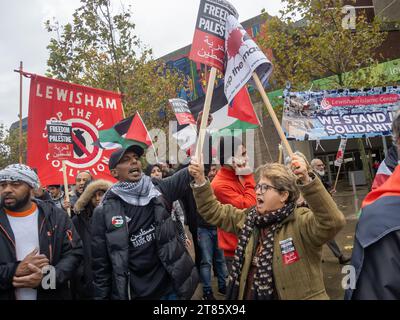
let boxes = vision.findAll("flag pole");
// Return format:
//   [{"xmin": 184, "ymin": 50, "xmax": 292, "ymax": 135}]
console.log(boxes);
[
  {"xmin": 137, "ymin": 112, "xmax": 159, "ymax": 164},
  {"xmin": 62, "ymin": 160, "xmax": 71, "ymax": 217},
  {"xmin": 18, "ymin": 61, "xmax": 23, "ymax": 164},
  {"xmin": 117, "ymin": 88, "xmax": 126, "ymax": 118},
  {"xmin": 195, "ymin": 67, "xmax": 217, "ymax": 160},
  {"xmin": 333, "ymin": 164, "xmax": 341, "ymax": 191},
  {"xmin": 252, "ymin": 72, "xmax": 293, "ymax": 157}
]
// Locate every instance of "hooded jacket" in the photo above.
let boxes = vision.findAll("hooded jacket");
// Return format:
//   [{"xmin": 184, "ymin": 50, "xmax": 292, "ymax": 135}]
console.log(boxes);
[
  {"xmin": 0, "ymin": 200, "xmax": 83, "ymax": 300},
  {"xmin": 72, "ymin": 179, "xmax": 112, "ymax": 299}
]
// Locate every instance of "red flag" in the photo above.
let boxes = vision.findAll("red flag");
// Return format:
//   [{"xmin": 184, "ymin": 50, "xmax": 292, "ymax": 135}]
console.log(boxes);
[
  {"xmin": 228, "ymin": 87, "xmax": 259, "ymax": 126},
  {"xmin": 125, "ymin": 113, "xmax": 152, "ymax": 147}
]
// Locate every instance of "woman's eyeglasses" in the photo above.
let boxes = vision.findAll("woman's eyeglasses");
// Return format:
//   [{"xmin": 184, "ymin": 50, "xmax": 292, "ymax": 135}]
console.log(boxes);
[{"xmin": 254, "ymin": 183, "xmax": 281, "ymax": 194}]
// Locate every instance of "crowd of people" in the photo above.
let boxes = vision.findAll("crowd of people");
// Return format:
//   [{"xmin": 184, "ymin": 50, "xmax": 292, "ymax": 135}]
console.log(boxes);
[{"xmin": 1, "ymin": 114, "xmax": 400, "ymax": 300}]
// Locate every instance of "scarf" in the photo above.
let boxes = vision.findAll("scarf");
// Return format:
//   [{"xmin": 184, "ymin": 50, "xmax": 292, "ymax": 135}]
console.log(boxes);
[
  {"xmin": 0, "ymin": 164, "xmax": 40, "ymax": 189},
  {"xmin": 105, "ymin": 174, "xmax": 161, "ymax": 206},
  {"xmin": 227, "ymin": 202, "xmax": 295, "ymax": 300}
]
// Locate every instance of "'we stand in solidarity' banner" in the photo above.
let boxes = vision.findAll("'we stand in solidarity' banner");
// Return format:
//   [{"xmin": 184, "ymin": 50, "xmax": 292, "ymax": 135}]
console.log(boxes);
[{"xmin": 282, "ymin": 86, "xmax": 400, "ymax": 141}]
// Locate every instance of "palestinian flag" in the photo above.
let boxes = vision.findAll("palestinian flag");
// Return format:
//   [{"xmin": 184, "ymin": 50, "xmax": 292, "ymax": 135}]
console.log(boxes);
[
  {"xmin": 173, "ymin": 85, "xmax": 259, "ymax": 151},
  {"xmin": 95, "ymin": 112, "xmax": 152, "ymax": 150}
]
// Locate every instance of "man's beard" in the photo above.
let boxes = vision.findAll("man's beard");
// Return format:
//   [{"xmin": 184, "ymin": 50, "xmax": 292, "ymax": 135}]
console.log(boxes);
[
  {"xmin": 1, "ymin": 192, "xmax": 31, "ymax": 211},
  {"xmin": 316, "ymin": 169, "xmax": 325, "ymax": 177}
]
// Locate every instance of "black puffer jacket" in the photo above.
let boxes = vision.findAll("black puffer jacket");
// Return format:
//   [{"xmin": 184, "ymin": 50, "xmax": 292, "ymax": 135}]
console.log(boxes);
[
  {"xmin": 0, "ymin": 200, "xmax": 83, "ymax": 300},
  {"xmin": 91, "ymin": 168, "xmax": 199, "ymax": 300}
]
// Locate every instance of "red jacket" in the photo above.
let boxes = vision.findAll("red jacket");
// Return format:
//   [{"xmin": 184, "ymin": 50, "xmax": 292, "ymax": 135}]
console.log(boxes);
[{"xmin": 211, "ymin": 167, "xmax": 256, "ymax": 257}]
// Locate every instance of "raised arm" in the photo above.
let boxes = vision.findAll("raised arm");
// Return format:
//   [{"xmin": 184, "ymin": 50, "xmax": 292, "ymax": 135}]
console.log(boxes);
[
  {"xmin": 290, "ymin": 154, "xmax": 346, "ymax": 248},
  {"xmin": 189, "ymin": 159, "xmax": 246, "ymax": 235}
]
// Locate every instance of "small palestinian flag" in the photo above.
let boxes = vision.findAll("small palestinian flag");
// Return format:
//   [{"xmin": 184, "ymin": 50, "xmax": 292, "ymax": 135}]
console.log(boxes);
[{"xmin": 95, "ymin": 112, "xmax": 152, "ymax": 150}]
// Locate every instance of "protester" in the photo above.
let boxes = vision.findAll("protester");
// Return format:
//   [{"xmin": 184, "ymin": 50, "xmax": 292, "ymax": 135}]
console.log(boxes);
[
  {"xmin": 345, "ymin": 114, "xmax": 400, "ymax": 300},
  {"xmin": 63, "ymin": 171, "xmax": 93, "ymax": 214},
  {"xmin": 91, "ymin": 145, "xmax": 198, "ymax": 300},
  {"xmin": 371, "ymin": 145, "xmax": 398, "ymax": 189},
  {"xmin": 47, "ymin": 185, "xmax": 65, "ymax": 210},
  {"xmin": 32, "ymin": 184, "xmax": 53, "ymax": 204},
  {"xmin": 212, "ymin": 136, "xmax": 256, "ymax": 274},
  {"xmin": 0, "ymin": 164, "xmax": 83, "ymax": 300},
  {"xmin": 310, "ymin": 158, "xmax": 351, "ymax": 265},
  {"xmin": 188, "ymin": 155, "xmax": 346, "ymax": 300},
  {"xmin": 207, "ymin": 164, "xmax": 218, "ymax": 182},
  {"xmin": 194, "ymin": 161, "xmax": 227, "ymax": 300},
  {"xmin": 71, "ymin": 179, "xmax": 112, "ymax": 299},
  {"xmin": 145, "ymin": 164, "xmax": 191, "ymax": 248}
]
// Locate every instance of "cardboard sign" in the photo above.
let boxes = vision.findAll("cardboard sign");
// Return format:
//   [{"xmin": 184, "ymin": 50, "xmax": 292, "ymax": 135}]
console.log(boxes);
[
  {"xmin": 47, "ymin": 121, "xmax": 73, "ymax": 160},
  {"xmin": 189, "ymin": 0, "xmax": 238, "ymax": 71},
  {"xmin": 169, "ymin": 98, "xmax": 196, "ymax": 125}
]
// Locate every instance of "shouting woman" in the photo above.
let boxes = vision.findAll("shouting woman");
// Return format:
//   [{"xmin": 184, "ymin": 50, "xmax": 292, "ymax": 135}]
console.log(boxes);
[{"xmin": 188, "ymin": 155, "xmax": 345, "ymax": 300}]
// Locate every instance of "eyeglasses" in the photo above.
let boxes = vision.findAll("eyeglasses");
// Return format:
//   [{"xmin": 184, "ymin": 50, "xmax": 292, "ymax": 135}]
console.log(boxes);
[{"xmin": 254, "ymin": 183, "xmax": 282, "ymax": 194}]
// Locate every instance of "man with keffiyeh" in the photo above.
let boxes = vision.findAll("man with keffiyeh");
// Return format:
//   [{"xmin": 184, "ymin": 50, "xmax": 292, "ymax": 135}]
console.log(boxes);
[{"xmin": 91, "ymin": 145, "xmax": 198, "ymax": 300}]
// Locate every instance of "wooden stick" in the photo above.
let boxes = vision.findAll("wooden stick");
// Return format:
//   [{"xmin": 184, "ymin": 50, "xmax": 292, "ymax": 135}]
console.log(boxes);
[
  {"xmin": 252, "ymin": 73, "xmax": 293, "ymax": 157},
  {"xmin": 195, "ymin": 67, "xmax": 217, "ymax": 159},
  {"xmin": 117, "ymin": 88, "xmax": 126, "ymax": 118},
  {"xmin": 18, "ymin": 61, "xmax": 23, "ymax": 164},
  {"xmin": 62, "ymin": 161, "xmax": 71, "ymax": 217},
  {"xmin": 333, "ymin": 164, "xmax": 341, "ymax": 191}
]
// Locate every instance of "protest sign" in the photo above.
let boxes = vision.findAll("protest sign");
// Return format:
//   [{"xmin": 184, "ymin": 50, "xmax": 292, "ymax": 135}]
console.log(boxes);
[
  {"xmin": 282, "ymin": 86, "xmax": 400, "ymax": 141},
  {"xmin": 224, "ymin": 15, "xmax": 273, "ymax": 104},
  {"xmin": 47, "ymin": 121, "xmax": 73, "ymax": 160},
  {"xmin": 189, "ymin": 0, "xmax": 238, "ymax": 71},
  {"xmin": 169, "ymin": 98, "xmax": 196, "ymax": 125},
  {"xmin": 27, "ymin": 74, "xmax": 123, "ymax": 185},
  {"xmin": 334, "ymin": 138, "xmax": 348, "ymax": 167}
]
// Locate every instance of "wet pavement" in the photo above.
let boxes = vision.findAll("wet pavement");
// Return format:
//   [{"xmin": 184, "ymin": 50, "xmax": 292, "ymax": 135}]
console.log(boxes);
[{"xmin": 187, "ymin": 181, "xmax": 370, "ymax": 300}]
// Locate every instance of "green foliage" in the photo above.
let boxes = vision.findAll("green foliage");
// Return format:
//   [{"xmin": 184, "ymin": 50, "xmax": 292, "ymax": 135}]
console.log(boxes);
[
  {"xmin": 0, "ymin": 124, "xmax": 27, "ymax": 168},
  {"xmin": 257, "ymin": 0, "xmax": 388, "ymax": 91},
  {"xmin": 45, "ymin": 0, "xmax": 185, "ymax": 129}
]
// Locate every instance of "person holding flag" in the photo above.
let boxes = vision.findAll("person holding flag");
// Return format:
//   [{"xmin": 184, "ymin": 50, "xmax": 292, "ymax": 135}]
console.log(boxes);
[
  {"xmin": 91, "ymin": 114, "xmax": 199, "ymax": 299},
  {"xmin": 345, "ymin": 114, "xmax": 400, "ymax": 300},
  {"xmin": 188, "ymin": 154, "xmax": 346, "ymax": 300},
  {"xmin": 310, "ymin": 159, "xmax": 351, "ymax": 265}
]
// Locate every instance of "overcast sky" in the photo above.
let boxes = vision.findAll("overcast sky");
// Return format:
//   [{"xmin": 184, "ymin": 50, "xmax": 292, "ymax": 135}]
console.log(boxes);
[{"xmin": 0, "ymin": 0, "xmax": 283, "ymax": 130}]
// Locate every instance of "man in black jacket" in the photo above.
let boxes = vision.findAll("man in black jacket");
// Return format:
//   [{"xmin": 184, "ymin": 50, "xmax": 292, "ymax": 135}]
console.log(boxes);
[
  {"xmin": 91, "ymin": 145, "xmax": 199, "ymax": 300},
  {"xmin": 0, "ymin": 164, "xmax": 83, "ymax": 300}
]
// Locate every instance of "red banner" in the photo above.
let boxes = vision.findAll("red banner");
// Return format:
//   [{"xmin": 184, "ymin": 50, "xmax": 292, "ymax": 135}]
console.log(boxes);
[
  {"xmin": 27, "ymin": 75, "xmax": 123, "ymax": 186},
  {"xmin": 189, "ymin": 0, "xmax": 238, "ymax": 71}
]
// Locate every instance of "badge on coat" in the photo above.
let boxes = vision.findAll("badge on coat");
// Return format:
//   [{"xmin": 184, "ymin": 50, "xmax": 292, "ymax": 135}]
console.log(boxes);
[
  {"xmin": 279, "ymin": 237, "xmax": 300, "ymax": 265},
  {"xmin": 111, "ymin": 216, "xmax": 124, "ymax": 228}
]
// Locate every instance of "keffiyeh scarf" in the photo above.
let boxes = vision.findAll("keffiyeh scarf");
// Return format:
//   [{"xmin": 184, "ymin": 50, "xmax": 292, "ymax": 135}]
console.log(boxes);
[
  {"xmin": 105, "ymin": 174, "xmax": 161, "ymax": 206},
  {"xmin": 227, "ymin": 202, "xmax": 295, "ymax": 300},
  {"xmin": 0, "ymin": 164, "xmax": 40, "ymax": 189}
]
